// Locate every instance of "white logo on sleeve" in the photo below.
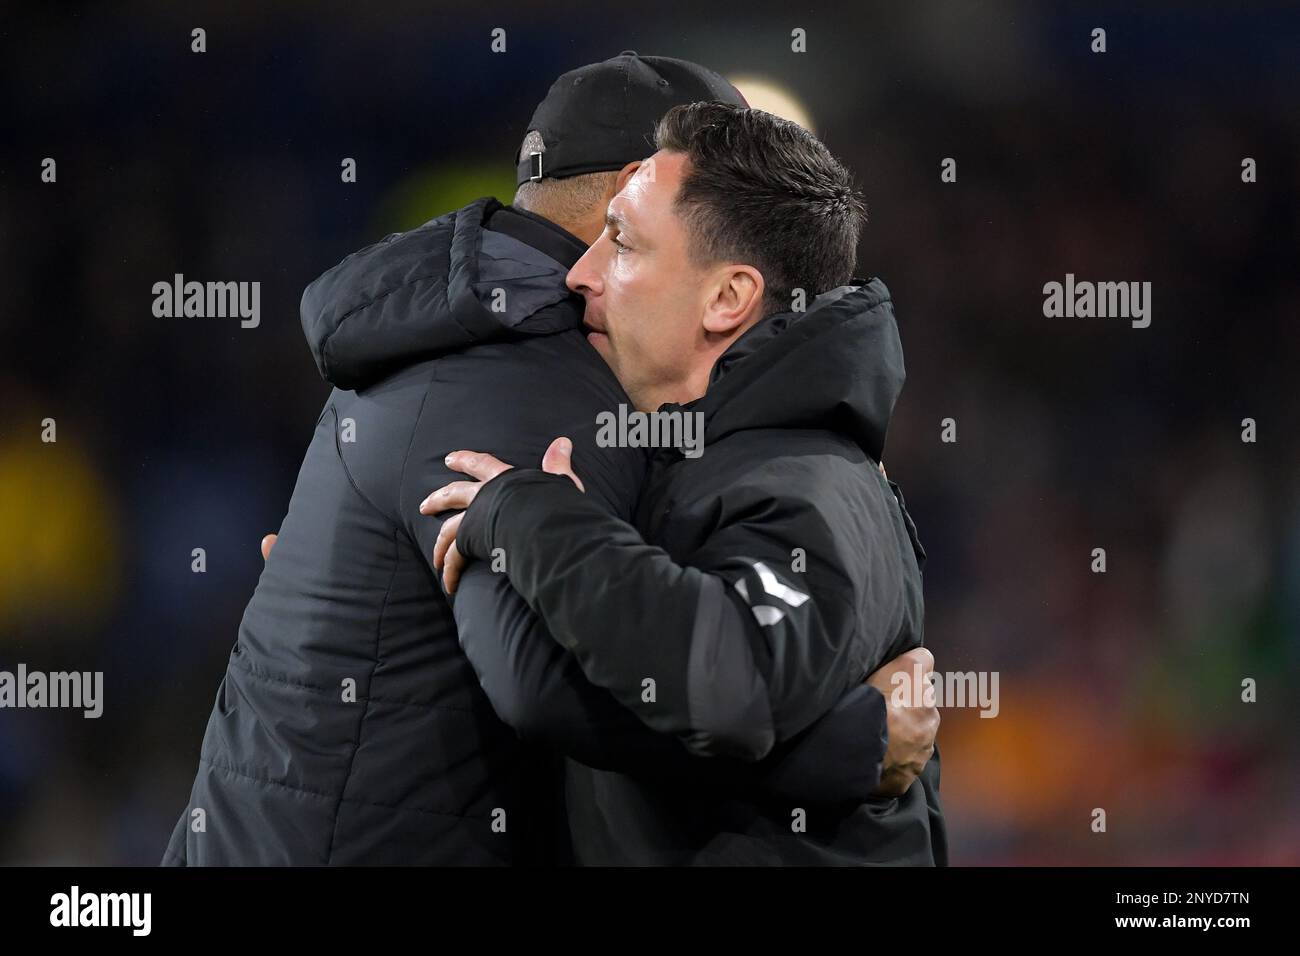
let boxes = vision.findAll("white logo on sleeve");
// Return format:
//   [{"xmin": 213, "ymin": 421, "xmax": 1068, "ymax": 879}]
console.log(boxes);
[{"xmin": 732, "ymin": 561, "xmax": 810, "ymax": 625}]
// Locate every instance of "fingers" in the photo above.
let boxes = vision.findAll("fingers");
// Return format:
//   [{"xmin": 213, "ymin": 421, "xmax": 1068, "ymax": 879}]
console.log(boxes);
[
  {"xmin": 260, "ymin": 533, "xmax": 278, "ymax": 562},
  {"xmin": 873, "ymin": 769, "xmax": 916, "ymax": 798},
  {"xmin": 418, "ymin": 446, "xmax": 539, "ymax": 592},
  {"xmin": 442, "ymin": 542, "xmax": 467, "ymax": 595},
  {"xmin": 541, "ymin": 436, "xmax": 571, "ymax": 475},
  {"xmin": 432, "ymin": 512, "xmax": 464, "ymax": 571},
  {"xmin": 898, "ymin": 646, "xmax": 934, "ymax": 672},
  {"xmin": 444, "ymin": 450, "xmax": 512, "ymax": 482},
  {"xmin": 541, "ymin": 436, "xmax": 586, "ymax": 493},
  {"xmin": 417, "ymin": 450, "xmax": 515, "ymax": 587},
  {"xmin": 419, "ymin": 480, "xmax": 481, "ymax": 515},
  {"xmin": 877, "ymin": 647, "xmax": 935, "ymax": 701},
  {"xmin": 865, "ymin": 646, "xmax": 934, "ymax": 700},
  {"xmin": 907, "ymin": 646, "xmax": 938, "ymax": 706}
]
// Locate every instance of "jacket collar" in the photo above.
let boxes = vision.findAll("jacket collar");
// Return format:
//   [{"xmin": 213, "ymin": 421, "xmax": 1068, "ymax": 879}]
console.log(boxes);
[{"xmin": 485, "ymin": 204, "xmax": 587, "ymax": 270}]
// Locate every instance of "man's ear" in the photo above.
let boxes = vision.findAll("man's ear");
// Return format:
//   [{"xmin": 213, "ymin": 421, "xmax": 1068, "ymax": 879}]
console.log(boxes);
[
  {"xmin": 613, "ymin": 160, "xmax": 641, "ymax": 194},
  {"xmin": 702, "ymin": 265, "xmax": 765, "ymax": 336}
]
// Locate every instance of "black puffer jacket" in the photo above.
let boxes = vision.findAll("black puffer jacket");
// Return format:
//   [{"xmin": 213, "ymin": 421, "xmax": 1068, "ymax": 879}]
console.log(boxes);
[{"xmin": 162, "ymin": 198, "xmax": 639, "ymax": 864}]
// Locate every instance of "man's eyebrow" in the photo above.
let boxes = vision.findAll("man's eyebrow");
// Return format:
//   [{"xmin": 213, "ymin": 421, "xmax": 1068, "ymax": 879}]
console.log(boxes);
[{"xmin": 606, "ymin": 210, "xmax": 641, "ymax": 243}]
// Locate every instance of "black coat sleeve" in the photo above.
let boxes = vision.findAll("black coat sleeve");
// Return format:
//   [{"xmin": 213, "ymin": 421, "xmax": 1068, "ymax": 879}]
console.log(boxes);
[
  {"xmin": 456, "ymin": 464, "xmax": 882, "ymax": 762},
  {"xmin": 451, "ymin": 563, "xmax": 701, "ymax": 774},
  {"xmin": 450, "ymin": 565, "xmax": 886, "ymax": 802}
]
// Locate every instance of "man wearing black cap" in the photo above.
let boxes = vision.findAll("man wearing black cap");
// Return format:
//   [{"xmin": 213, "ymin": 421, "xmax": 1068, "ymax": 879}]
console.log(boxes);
[
  {"xmin": 508, "ymin": 51, "xmax": 746, "ymax": 240},
  {"xmin": 163, "ymin": 53, "xmax": 937, "ymax": 866}
]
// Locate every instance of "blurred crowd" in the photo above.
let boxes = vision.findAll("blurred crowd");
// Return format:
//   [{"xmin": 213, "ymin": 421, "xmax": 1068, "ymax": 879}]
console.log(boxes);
[{"xmin": 2, "ymin": 2, "xmax": 1297, "ymax": 864}]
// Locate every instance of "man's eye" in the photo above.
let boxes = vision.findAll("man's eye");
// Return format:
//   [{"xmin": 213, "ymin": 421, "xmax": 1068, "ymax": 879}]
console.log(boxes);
[{"xmin": 611, "ymin": 234, "xmax": 631, "ymax": 253}]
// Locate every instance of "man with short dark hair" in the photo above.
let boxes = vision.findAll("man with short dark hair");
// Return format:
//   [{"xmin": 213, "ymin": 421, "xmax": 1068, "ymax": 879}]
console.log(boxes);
[
  {"xmin": 653, "ymin": 102, "xmax": 865, "ymax": 316},
  {"xmin": 426, "ymin": 101, "xmax": 946, "ymax": 864}
]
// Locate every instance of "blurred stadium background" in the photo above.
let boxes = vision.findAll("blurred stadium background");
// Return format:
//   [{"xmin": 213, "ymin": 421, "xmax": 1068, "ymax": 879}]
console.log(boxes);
[{"xmin": 2, "ymin": 1, "xmax": 1298, "ymax": 864}]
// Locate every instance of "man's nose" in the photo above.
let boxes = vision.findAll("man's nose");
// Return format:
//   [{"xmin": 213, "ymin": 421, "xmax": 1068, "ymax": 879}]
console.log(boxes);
[{"xmin": 566, "ymin": 244, "xmax": 604, "ymax": 297}]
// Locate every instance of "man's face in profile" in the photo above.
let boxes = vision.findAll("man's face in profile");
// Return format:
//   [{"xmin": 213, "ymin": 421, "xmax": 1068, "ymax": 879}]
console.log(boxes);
[{"xmin": 566, "ymin": 150, "xmax": 710, "ymax": 411}]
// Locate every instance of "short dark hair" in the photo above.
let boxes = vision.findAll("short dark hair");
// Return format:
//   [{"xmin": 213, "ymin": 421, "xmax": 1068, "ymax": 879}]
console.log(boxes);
[{"xmin": 654, "ymin": 102, "xmax": 865, "ymax": 315}]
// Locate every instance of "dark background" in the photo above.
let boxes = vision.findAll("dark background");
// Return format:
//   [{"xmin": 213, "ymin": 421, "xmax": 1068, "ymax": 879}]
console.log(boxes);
[{"xmin": 2, "ymin": 1, "xmax": 1297, "ymax": 864}]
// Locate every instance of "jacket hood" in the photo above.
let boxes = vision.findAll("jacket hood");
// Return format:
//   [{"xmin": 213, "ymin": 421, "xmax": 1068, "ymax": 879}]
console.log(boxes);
[
  {"xmin": 300, "ymin": 197, "xmax": 578, "ymax": 390},
  {"xmin": 694, "ymin": 278, "xmax": 905, "ymax": 462}
]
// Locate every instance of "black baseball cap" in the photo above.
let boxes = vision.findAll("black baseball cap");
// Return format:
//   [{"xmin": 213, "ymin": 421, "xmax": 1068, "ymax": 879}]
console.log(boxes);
[{"xmin": 515, "ymin": 51, "xmax": 748, "ymax": 187}]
